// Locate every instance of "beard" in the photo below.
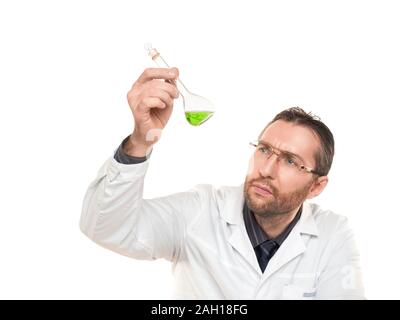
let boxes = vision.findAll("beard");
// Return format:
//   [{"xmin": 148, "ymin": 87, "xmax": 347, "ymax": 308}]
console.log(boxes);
[{"xmin": 244, "ymin": 176, "xmax": 313, "ymax": 218}]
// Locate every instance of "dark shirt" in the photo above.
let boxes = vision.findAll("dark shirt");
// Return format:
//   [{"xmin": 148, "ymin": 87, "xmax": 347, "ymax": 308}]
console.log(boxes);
[
  {"xmin": 114, "ymin": 135, "xmax": 150, "ymax": 164},
  {"xmin": 243, "ymin": 201, "xmax": 302, "ymax": 272}
]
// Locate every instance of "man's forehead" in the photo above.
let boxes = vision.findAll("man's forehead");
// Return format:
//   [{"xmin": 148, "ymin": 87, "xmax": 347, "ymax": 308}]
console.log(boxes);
[{"xmin": 260, "ymin": 120, "xmax": 320, "ymax": 161}]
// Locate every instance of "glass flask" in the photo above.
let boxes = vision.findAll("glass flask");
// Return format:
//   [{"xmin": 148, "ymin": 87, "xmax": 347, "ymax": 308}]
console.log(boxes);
[{"xmin": 145, "ymin": 43, "xmax": 215, "ymax": 126}]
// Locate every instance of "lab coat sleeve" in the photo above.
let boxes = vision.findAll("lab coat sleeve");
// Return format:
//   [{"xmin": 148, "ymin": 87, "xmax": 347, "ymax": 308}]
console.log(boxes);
[
  {"xmin": 80, "ymin": 156, "xmax": 203, "ymax": 263},
  {"xmin": 316, "ymin": 217, "xmax": 365, "ymax": 299}
]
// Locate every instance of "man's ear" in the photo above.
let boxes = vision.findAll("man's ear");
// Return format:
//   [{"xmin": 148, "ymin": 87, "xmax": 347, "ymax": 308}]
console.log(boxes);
[{"xmin": 306, "ymin": 176, "xmax": 328, "ymax": 199}]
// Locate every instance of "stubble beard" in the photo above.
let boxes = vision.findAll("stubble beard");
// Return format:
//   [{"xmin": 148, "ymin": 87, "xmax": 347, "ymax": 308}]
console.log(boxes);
[{"xmin": 244, "ymin": 176, "xmax": 313, "ymax": 218}]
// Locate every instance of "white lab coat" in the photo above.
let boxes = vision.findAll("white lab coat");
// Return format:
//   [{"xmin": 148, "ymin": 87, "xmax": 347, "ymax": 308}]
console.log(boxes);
[{"xmin": 80, "ymin": 156, "xmax": 365, "ymax": 299}]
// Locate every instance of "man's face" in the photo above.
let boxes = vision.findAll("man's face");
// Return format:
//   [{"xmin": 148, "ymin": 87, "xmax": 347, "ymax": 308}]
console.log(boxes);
[{"xmin": 244, "ymin": 120, "xmax": 321, "ymax": 217}]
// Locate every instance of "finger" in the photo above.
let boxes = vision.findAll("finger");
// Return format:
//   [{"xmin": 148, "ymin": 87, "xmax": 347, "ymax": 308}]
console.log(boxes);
[
  {"xmin": 146, "ymin": 88, "xmax": 174, "ymax": 108},
  {"xmin": 136, "ymin": 67, "xmax": 179, "ymax": 85},
  {"xmin": 138, "ymin": 97, "xmax": 166, "ymax": 111},
  {"xmin": 144, "ymin": 79, "xmax": 180, "ymax": 99}
]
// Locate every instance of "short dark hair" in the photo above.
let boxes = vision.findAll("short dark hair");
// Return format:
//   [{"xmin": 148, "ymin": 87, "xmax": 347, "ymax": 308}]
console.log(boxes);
[{"xmin": 258, "ymin": 107, "xmax": 335, "ymax": 176}]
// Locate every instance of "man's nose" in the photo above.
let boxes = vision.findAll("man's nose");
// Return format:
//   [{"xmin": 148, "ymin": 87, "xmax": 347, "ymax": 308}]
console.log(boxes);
[{"xmin": 259, "ymin": 153, "xmax": 279, "ymax": 178}]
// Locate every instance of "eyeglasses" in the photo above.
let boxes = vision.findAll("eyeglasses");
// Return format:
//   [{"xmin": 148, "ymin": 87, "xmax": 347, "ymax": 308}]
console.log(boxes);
[{"xmin": 249, "ymin": 140, "xmax": 321, "ymax": 176}]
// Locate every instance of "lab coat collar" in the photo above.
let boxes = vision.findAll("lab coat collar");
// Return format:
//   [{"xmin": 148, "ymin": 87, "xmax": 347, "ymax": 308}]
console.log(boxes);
[{"xmin": 219, "ymin": 183, "xmax": 320, "ymax": 276}]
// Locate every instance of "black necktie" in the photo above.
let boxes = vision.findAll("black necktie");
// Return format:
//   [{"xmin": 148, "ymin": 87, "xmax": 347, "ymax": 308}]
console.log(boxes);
[{"xmin": 255, "ymin": 240, "xmax": 278, "ymax": 273}]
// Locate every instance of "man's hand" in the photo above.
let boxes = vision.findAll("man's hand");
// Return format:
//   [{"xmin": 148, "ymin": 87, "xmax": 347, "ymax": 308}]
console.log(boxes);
[{"xmin": 125, "ymin": 67, "xmax": 179, "ymax": 157}]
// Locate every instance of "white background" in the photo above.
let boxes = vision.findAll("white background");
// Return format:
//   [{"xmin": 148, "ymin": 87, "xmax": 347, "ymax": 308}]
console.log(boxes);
[{"xmin": 1, "ymin": 0, "xmax": 399, "ymax": 299}]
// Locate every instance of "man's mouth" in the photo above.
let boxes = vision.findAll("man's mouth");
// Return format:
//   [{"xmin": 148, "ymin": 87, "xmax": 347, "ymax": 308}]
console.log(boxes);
[{"xmin": 252, "ymin": 183, "xmax": 273, "ymax": 196}]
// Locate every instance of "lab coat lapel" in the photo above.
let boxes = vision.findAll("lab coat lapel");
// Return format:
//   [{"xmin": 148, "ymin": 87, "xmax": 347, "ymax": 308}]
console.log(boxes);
[
  {"xmin": 219, "ymin": 184, "xmax": 261, "ymax": 273},
  {"xmin": 261, "ymin": 202, "xmax": 319, "ymax": 281},
  {"xmin": 227, "ymin": 224, "xmax": 260, "ymax": 273},
  {"xmin": 261, "ymin": 228, "xmax": 306, "ymax": 281}
]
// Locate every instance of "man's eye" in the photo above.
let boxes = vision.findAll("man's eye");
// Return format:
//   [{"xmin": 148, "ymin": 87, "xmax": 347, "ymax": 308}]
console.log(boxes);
[
  {"xmin": 285, "ymin": 157, "xmax": 297, "ymax": 166},
  {"xmin": 258, "ymin": 146, "xmax": 270, "ymax": 154}
]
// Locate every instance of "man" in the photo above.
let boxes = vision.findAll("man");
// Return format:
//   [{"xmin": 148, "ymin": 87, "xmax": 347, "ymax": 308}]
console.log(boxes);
[{"xmin": 80, "ymin": 67, "xmax": 364, "ymax": 299}]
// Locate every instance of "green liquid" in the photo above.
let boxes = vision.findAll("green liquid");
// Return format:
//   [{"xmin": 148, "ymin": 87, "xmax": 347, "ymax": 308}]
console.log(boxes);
[{"xmin": 185, "ymin": 111, "xmax": 214, "ymax": 126}]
